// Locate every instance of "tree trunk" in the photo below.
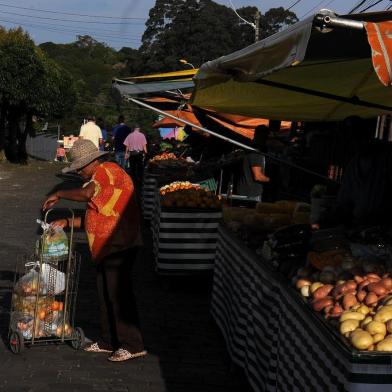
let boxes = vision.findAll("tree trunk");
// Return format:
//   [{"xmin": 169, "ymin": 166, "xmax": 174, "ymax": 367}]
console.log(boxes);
[
  {"xmin": 7, "ymin": 107, "xmax": 20, "ymax": 163},
  {"xmin": 0, "ymin": 99, "xmax": 7, "ymax": 162},
  {"xmin": 18, "ymin": 113, "xmax": 32, "ymax": 164}
]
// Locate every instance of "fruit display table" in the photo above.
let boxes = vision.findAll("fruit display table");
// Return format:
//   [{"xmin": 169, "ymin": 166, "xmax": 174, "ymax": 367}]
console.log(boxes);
[
  {"xmin": 151, "ymin": 193, "xmax": 222, "ymax": 274},
  {"xmin": 212, "ymin": 226, "xmax": 392, "ymax": 392}
]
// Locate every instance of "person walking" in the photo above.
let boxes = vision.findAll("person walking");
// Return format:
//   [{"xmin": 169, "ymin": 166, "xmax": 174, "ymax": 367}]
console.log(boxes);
[
  {"xmin": 112, "ymin": 115, "xmax": 131, "ymax": 168},
  {"xmin": 79, "ymin": 115, "xmax": 103, "ymax": 149},
  {"xmin": 97, "ymin": 117, "xmax": 108, "ymax": 152},
  {"xmin": 124, "ymin": 125, "xmax": 147, "ymax": 186},
  {"xmin": 42, "ymin": 139, "xmax": 146, "ymax": 362}
]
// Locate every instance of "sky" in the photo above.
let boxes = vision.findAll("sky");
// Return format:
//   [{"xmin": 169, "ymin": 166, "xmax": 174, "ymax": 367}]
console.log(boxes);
[{"xmin": 0, "ymin": 0, "xmax": 390, "ymax": 49}]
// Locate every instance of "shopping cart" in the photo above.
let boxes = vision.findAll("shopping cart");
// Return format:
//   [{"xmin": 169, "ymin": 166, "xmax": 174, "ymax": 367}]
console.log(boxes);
[{"xmin": 8, "ymin": 208, "xmax": 85, "ymax": 354}]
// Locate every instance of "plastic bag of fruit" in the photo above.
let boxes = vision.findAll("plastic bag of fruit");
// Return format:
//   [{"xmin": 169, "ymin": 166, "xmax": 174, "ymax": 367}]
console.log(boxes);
[
  {"xmin": 14, "ymin": 262, "xmax": 65, "ymax": 296},
  {"xmin": 12, "ymin": 313, "xmax": 48, "ymax": 339},
  {"xmin": 41, "ymin": 263, "xmax": 65, "ymax": 295},
  {"xmin": 37, "ymin": 220, "xmax": 69, "ymax": 261},
  {"xmin": 14, "ymin": 266, "xmax": 42, "ymax": 295},
  {"xmin": 41, "ymin": 227, "xmax": 69, "ymax": 261}
]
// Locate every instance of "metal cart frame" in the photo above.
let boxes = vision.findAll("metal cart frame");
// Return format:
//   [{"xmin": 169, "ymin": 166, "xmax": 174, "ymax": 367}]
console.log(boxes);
[{"xmin": 8, "ymin": 208, "xmax": 85, "ymax": 354}]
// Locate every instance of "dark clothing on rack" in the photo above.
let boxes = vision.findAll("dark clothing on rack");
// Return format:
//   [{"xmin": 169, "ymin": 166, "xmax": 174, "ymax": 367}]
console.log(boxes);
[{"xmin": 96, "ymin": 247, "xmax": 144, "ymax": 353}]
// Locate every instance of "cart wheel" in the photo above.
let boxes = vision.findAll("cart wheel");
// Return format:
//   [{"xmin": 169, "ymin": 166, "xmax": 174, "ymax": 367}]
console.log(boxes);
[
  {"xmin": 9, "ymin": 331, "xmax": 24, "ymax": 354},
  {"xmin": 71, "ymin": 327, "xmax": 85, "ymax": 350}
]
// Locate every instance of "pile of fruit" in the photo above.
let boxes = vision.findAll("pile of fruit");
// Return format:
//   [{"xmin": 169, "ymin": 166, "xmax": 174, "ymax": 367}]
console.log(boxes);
[
  {"xmin": 296, "ymin": 273, "xmax": 392, "ymax": 319},
  {"xmin": 160, "ymin": 181, "xmax": 202, "ymax": 194},
  {"xmin": 160, "ymin": 182, "xmax": 221, "ymax": 209},
  {"xmin": 150, "ymin": 152, "xmax": 178, "ymax": 162},
  {"xmin": 13, "ymin": 294, "xmax": 71, "ymax": 339},
  {"xmin": 294, "ymin": 254, "xmax": 392, "ymax": 351},
  {"xmin": 223, "ymin": 201, "xmax": 310, "ymax": 233},
  {"xmin": 338, "ymin": 298, "xmax": 392, "ymax": 351}
]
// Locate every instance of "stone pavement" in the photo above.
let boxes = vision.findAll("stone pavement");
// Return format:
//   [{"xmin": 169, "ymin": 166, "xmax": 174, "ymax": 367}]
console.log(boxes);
[{"xmin": 0, "ymin": 161, "xmax": 251, "ymax": 392}]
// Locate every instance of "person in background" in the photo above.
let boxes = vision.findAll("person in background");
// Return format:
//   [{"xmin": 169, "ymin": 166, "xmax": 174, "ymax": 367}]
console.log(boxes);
[
  {"xmin": 124, "ymin": 125, "xmax": 148, "ymax": 187},
  {"xmin": 55, "ymin": 145, "xmax": 66, "ymax": 162},
  {"xmin": 79, "ymin": 115, "xmax": 102, "ymax": 149},
  {"xmin": 42, "ymin": 139, "xmax": 146, "ymax": 362},
  {"xmin": 236, "ymin": 125, "xmax": 270, "ymax": 202},
  {"xmin": 97, "ymin": 117, "xmax": 108, "ymax": 152},
  {"xmin": 111, "ymin": 114, "xmax": 127, "ymax": 139},
  {"xmin": 113, "ymin": 115, "xmax": 131, "ymax": 168}
]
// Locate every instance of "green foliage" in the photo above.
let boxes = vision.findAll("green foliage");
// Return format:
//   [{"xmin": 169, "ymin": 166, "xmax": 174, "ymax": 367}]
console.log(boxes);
[
  {"xmin": 260, "ymin": 7, "xmax": 298, "ymax": 39},
  {"xmin": 0, "ymin": 27, "xmax": 77, "ymax": 162},
  {"xmin": 137, "ymin": 1, "xmax": 298, "ymax": 73},
  {"xmin": 0, "ymin": 1, "xmax": 299, "ymax": 163}
]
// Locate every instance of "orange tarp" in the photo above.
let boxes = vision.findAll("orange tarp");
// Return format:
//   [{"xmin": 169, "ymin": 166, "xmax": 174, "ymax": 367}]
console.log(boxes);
[
  {"xmin": 153, "ymin": 111, "xmax": 202, "ymax": 128},
  {"xmin": 148, "ymin": 96, "xmax": 292, "ymax": 139},
  {"xmin": 365, "ymin": 21, "xmax": 392, "ymax": 86}
]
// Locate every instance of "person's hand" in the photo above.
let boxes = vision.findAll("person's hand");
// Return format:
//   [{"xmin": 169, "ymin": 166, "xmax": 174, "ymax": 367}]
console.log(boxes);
[
  {"xmin": 42, "ymin": 193, "xmax": 59, "ymax": 210},
  {"xmin": 311, "ymin": 223, "xmax": 320, "ymax": 231},
  {"xmin": 259, "ymin": 175, "xmax": 270, "ymax": 183},
  {"xmin": 50, "ymin": 219, "xmax": 68, "ymax": 229}
]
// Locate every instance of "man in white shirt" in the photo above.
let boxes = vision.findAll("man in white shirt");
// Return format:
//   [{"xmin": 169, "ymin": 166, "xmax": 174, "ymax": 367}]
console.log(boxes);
[{"xmin": 79, "ymin": 115, "xmax": 102, "ymax": 149}]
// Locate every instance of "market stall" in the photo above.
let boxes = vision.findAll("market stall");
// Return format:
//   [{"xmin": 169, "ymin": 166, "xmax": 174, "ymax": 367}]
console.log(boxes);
[
  {"xmin": 152, "ymin": 181, "xmax": 222, "ymax": 274},
  {"xmin": 114, "ymin": 10, "xmax": 392, "ymax": 389},
  {"xmin": 191, "ymin": 9, "xmax": 392, "ymax": 391},
  {"xmin": 213, "ymin": 226, "xmax": 392, "ymax": 392}
]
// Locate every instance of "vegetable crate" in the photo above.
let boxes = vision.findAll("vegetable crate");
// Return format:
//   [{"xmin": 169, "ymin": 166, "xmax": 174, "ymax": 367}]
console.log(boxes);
[{"xmin": 8, "ymin": 209, "xmax": 85, "ymax": 354}]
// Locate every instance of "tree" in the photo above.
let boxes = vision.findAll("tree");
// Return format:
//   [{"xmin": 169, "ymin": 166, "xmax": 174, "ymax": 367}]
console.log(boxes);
[
  {"xmin": 0, "ymin": 28, "xmax": 77, "ymax": 163},
  {"xmin": 260, "ymin": 7, "xmax": 298, "ymax": 39},
  {"xmin": 137, "ymin": 0, "xmax": 298, "ymax": 74}
]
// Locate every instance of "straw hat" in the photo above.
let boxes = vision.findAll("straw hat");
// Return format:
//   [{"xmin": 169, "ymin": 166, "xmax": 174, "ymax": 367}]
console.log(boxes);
[{"xmin": 62, "ymin": 139, "xmax": 108, "ymax": 173}]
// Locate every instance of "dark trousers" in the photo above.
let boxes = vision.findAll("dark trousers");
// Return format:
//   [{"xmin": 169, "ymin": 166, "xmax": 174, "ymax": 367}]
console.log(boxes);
[
  {"xmin": 96, "ymin": 248, "xmax": 144, "ymax": 353},
  {"xmin": 128, "ymin": 153, "xmax": 144, "ymax": 188}
]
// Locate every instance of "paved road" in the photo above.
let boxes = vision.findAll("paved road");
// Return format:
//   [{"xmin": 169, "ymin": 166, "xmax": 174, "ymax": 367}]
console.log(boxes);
[{"xmin": 0, "ymin": 160, "xmax": 251, "ymax": 392}]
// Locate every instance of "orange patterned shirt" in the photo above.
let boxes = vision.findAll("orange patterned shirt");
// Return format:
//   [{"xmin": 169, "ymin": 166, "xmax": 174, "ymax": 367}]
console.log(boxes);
[{"xmin": 85, "ymin": 162, "xmax": 141, "ymax": 262}]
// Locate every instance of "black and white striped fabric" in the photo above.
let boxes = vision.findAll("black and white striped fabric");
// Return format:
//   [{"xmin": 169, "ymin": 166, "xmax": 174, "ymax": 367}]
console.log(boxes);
[
  {"xmin": 142, "ymin": 174, "xmax": 158, "ymax": 220},
  {"xmin": 212, "ymin": 226, "xmax": 392, "ymax": 392},
  {"xmin": 151, "ymin": 195, "xmax": 222, "ymax": 274}
]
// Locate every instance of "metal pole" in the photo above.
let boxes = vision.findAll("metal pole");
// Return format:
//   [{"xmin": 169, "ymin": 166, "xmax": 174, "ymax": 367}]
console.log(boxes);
[
  {"xmin": 129, "ymin": 97, "xmax": 257, "ymax": 152},
  {"xmin": 315, "ymin": 14, "xmax": 365, "ymax": 30},
  {"xmin": 255, "ymin": 11, "xmax": 261, "ymax": 42},
  {"xmin": 57, "ymin": 123, "xmax": 60, "ymax": 141},
  {"xmin": 130, "ymin": 97, "xmax": 335, "ymax": 182}
]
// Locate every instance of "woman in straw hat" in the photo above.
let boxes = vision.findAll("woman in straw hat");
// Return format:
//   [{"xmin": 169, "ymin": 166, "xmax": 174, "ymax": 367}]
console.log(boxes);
[{"xmin": 43, "ymin": 139, "xmax": 146, "ymax": 362}]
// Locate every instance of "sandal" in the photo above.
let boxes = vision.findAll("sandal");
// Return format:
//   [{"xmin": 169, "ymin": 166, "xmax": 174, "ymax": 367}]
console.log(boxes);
[
  {"xmin": 84, "ymin": 342, "xmax": 112, "ymax": 353},
  {"xmin": 108, "ymin": 348, "xmax": 147, "ymax": 362}
]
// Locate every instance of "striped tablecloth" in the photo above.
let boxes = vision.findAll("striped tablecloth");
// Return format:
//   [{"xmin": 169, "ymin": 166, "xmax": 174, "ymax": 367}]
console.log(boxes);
[
  {"xmin": 212, "ymin": 226, "xmax": 392, "ymax": 392},
  {"xmin": 151, "ymin": 194, "xmax": 222, "ymax": 274},
  {"xmin": 142, "ymin": 174, "xmax": 158, "ymax": 220}
]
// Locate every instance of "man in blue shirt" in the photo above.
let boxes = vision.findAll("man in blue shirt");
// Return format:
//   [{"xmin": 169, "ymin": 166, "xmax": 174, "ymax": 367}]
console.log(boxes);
[{"xmin": 112, "ymin": 115, "xmax": 131, "ymax": 168}]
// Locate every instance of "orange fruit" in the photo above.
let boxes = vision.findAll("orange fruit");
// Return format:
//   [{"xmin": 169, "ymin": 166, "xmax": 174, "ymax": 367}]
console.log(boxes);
[
  {"xmin": 52, "ymin": 301, "xmax": 60, "ymax": 311},
  {"xmin": 38, "ymin": 310, "xmax": 46, "ymax": 320}
]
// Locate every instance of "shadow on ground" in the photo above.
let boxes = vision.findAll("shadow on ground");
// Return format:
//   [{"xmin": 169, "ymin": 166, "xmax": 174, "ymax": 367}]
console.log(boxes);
[
  {"xmin": 0, "ymin": 270, "xmax": 14, "ymax": 344},
  {"xmin": 0, "ymin": 163, "xmax": 251, "ymax": 392}
]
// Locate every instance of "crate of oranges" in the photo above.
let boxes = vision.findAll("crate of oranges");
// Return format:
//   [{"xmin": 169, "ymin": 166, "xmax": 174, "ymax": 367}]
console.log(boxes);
[{"xmin": 160, "ymin": 182, "xmax": 222, "ymax": 210}]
